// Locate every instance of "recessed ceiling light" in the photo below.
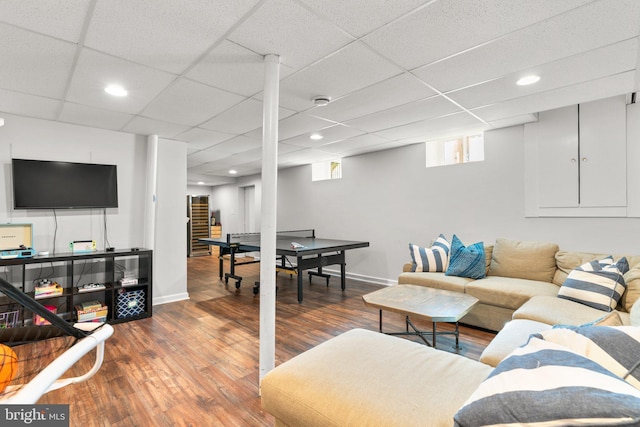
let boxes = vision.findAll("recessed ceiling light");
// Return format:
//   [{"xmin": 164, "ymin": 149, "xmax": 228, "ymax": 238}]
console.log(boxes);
[
  {"xmin": 310, "ymin": 133, "xmax": 323, "ymax": 141},
  {"xmin": 105, "ymin": 84, "xmax": 128, "ymax": 97},
  {"xmin": 229, "ymin": 169, "xmax": 237, "ymax": 175},
  {"xmin": 0, "ymin": 118, "xmax": 4, "ymax": 127},
  {"xmin": 516, "ymin": 75, "xmax": 540, "ymax": 86},
  {"xmin": 197, "ymin": 181, "xmax": 205, "ymax": 185}
]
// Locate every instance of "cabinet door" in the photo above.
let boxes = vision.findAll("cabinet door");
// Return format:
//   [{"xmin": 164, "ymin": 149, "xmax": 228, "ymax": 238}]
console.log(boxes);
[
  {"xmin": 579, "ymin": 95, "xmax": 627, "ymax": 207},
  {"xmin": 537, "ymin": 105, "xmax": 579, "ymax": 207}
]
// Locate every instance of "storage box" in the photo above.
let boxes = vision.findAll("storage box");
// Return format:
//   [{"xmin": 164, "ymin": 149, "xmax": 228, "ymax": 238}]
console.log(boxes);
[{"xmin": 116, "ymin": 289, "xmax": 145, "ymax": 319}]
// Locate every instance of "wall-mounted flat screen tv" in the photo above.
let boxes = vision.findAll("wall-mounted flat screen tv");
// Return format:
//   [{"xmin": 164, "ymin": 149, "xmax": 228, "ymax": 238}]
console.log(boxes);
[{"xmin": 12, "ymin": 158, "xmax": 118, "ymax": 209}]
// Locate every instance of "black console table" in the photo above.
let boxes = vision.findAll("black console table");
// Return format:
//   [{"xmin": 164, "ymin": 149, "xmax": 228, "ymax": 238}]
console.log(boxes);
[{"xmin": 0, "ymin": 249, "xmax": 152, "ymax": 326}]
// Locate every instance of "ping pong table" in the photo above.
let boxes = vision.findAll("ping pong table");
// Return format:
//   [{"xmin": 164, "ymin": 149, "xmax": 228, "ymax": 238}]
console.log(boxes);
[{"xmin": 199, "ymin": 229, "xmax": 369, "ymax": 303}]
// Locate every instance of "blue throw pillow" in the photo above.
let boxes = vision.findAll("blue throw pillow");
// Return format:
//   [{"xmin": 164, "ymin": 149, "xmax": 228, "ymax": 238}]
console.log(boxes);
[{"xmin": 445, "ymin": 235, "xmax": 485, "ymax": 279}]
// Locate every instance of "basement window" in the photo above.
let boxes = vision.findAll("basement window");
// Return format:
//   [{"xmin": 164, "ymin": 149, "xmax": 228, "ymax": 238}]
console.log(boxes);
[
  {"xmin": 425, "ymin": 134, "xmax": 484, "ymax": 168},
  {"xmin": 312, "ymin": 159, "xmax": 342, "ymax": 181}
]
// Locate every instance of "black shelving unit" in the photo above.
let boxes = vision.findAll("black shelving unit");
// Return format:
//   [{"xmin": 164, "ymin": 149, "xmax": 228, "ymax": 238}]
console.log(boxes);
[{"xmin": 0, "ymin": 249, "xmax": 152, "ymax": 326}]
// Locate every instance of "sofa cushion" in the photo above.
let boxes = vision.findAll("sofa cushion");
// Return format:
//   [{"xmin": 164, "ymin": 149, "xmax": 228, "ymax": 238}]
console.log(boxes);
[
  {"xmin": 513, "ymin": 295, "xmax": 630, "ymax": 326},
  {"xmin": 480, "ymin": 319, "xmax": 552, "ymax": 367},
  {"xmin": 261, "ymin": 328, "xmax": 492, "ymax": 427},
  {"xmin": 408, "ymin": 234, "xmax": 450, "ymax": 272},
  {"xmin": 541, "ymin": 325, "xmax": 640, "ymax": 389},
  {"xmin": 622, "ymin": 258, "xmax": 640, "ymax": 312},
  {"xmin": 465, "ymin": 276, "xmax": 559, "ymax": 310},
  {"xmin": 454, "ymin": 336, "xmax": 640, "ymax": 426},
  {"xmin": 445, "ymin": 235, "xmax": 486, "ymax": 279},
  {"xmin": 488, "ymin": 238, "xmax": 559, "ymax": 282},
  {"xmin": 632, "ymin": 299, "xmax": 640, "ymax": 327},
  {"xmin": 557, "ymin": 257, "xmax": 629, "ymax": 312},
  {"xmin": 397, "ymin": 272, "xmax": 471, "ymax": 293}
]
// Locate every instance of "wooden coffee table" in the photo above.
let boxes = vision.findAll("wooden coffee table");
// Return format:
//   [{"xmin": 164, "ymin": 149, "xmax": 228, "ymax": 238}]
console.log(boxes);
[{"xmin": 362, "ymin": 284, "xmax": 479, "ymax": 350}]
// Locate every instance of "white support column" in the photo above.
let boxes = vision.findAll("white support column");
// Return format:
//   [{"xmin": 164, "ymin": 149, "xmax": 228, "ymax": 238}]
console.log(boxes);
[
  {"xmin": 144, "ymin": 134, "xmax": 158, "ymax": 250},
  {"xmin": 259, "ymin": 54, "xmax": 280, "ymax": 389}
]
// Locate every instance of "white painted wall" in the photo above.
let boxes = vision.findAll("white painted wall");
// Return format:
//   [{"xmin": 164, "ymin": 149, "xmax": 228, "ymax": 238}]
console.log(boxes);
[
  {"xmin": 0, "ymin": 114, "xmax": 187, "ymax": 305},
  {"xmin": 213, "ymin": 124, "xmax": 640, "ymax": 285}
]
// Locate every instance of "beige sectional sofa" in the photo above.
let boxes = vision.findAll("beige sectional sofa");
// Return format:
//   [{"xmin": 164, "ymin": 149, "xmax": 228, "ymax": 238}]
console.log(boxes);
[
  {"xmin": 398, "ymin": 238, "xmax": 639, "ymax": 332},
  {"xmin": 261, "ymin": 238, "xmax": 640, "ymax": 426}
]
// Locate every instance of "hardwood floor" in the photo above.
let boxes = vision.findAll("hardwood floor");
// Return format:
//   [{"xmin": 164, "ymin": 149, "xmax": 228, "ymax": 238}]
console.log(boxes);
[{"xmin": 40, "ymin": 255, "xmax": 495, "ymax": 426}]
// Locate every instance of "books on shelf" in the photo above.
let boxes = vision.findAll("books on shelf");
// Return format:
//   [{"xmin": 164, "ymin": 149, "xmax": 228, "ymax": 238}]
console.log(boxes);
[
  {"xmin": 34, "ymin": 282, "xmax": 63, "ymax": 299},
  {"xmin": 75, "ymin": 300, "xmax": 108, "ymax": 322}
]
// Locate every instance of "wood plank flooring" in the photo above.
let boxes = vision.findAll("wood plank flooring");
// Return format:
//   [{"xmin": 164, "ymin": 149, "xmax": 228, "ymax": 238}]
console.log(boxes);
[{"xmin": 39, "ymin": 255, "xmax": 495, "ymax": 426}]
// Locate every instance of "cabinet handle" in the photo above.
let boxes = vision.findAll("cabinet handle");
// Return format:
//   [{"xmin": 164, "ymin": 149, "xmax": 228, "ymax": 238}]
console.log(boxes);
[
  {"xmin": 571, "ymin": 158, "xmax": 576, "ymax": 163},
  {"xmin": 582, "ymin": 157, "xmax": 588, "ymax": 162}
]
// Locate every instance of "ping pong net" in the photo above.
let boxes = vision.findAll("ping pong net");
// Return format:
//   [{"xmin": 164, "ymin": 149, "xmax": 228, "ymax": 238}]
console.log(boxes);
[{"xmin": 226, "ymin": 229, "xmax": 315, "ymax": 244}]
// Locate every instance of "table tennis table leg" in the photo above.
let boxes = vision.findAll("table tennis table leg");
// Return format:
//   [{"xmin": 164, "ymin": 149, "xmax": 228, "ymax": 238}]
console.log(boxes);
[
  {"xmin": 297, "ymin": 262, "xmax": 303, "ymax": 303},
  {"xmin": 340, "ymin": 253, "xmax": 346, "ymax": 291}
]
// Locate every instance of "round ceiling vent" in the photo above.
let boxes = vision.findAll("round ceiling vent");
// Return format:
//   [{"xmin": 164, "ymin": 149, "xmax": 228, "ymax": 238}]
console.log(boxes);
[{"xmin": 312, "ymin": 96, "xmax": 331, "ymax": 106}]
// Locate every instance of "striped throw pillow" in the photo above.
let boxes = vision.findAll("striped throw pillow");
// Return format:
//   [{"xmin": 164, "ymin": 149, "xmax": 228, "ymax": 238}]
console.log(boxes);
[
  {"xmin": 409, "ymin": 234, "xmax": 450, "ymax": 272},
  {"xmin": 558, "ymin": 256, "xmax": 629, "ymax": 311},
  {"xmin": 454, "ymin": 336, "xmax": 640, "ymax": 426},
  {"xmin": 542, "ymin": 325, "xmax": 640, "ymax": 389},
  {"xmin": 445, "ymin": 234, "xmax": 485, "ymax": 279}
]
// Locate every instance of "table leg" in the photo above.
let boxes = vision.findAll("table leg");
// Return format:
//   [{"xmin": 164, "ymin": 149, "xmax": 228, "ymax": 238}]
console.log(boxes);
[
  {"xmin": 297, "ymin": 262, "xmax": 303, "ymax": 303},
  {"xmin": 432, "ymin": 322, "xmax": 437, "ymax": 348},
  {"xmin": 340, "ymin": 252, "xmax": 346, "ymax": 290},
  {"xmin": 379, "ymin": 310, "xmax": 383, "ymax": 333}
]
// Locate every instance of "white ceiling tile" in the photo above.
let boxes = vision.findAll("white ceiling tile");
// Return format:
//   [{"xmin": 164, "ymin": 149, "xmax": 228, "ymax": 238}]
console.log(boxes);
[
  {"xmin": 413, "ymin": 0, "xmax": 640, "ymax": 92},
  {"xmin": 227, "ymin": 0, "xmax": 353, "ymax": 70},
  {"xmin": 84, "ymin": 0, "xmax": 262, "ymax": 74},
  {"xmin": 299, "ymin": 0, "xmax": 429, "ymax": 37},
  {"xmin": 207, "ymin": 135, "xmax": 262, "ymax": 154},
  {"xmin": 281, "ymin": 124, "xmax": 364, "ymax": 148},
  {"xmin": 0, "ymin": 0, "xmax": 91, "ymax": 42},
  {"xmin": 345, "ymin": 95, "xmax": 461, "ymax": 133},
  {"xmin": 67, "ymin": 48, "xmax": 178, "ymax": 114},
  {"xmin": 143, "ymin": 78, "xmax": 245, "ymax": 126},
  {"xmin": 278, "ymin": 41, "xmax": 404, "ymax": 111},
  {"xmin": 0, "ymin": 24, "xmax": 76, "ymax": 98},
  {"xmin": 178, "ymin": 127, "xmax": 235, "ymax": 148},
  {"xmin": 487, "ymin": 114, "xmax": 538, "ymax": 130},
  {"xmin": 374, "ymin": 111, "xmax": 486, "ymax": 141},
  {"xmin": 472, "ymin": 71, "xmax": 636, "ymax": 121},
  {"xmin": 186, "ymin": 40, "xmax": 295, "ymax": 97},
  {"xmin": 188, "ymin": 147, "xmax": 234, "ymax": 165},
  {"xmin": 200, "ymin": 98, "xmax": 295, "ymax": 134},
  {"xmin": 58, "ymin": 102, "xmax": 134, "ymax": 131},
  {"xmin": 447, "ymin": 39, "xmax": 637, "ymax": 109},
  {"xmin": 245, "ymin": 112, "xmax": 336, "ymax": 141},
  {"xmin": 122, "ymin": 116, "xmax": 191, "ymax": 138},
  {"xmin": 363, "ymin": 0, "xmax": 595, "ymax": 70},
  {"xmin": 0, "ymin": 89, "xmax": 61, "ymax": 121},
  {"xmin": 312, "ymin": 73, "xmax": 436, "ymax": 123},
  {"xmin": 317, "ymin": 133, "xmax": 390, "ymax": 154}
]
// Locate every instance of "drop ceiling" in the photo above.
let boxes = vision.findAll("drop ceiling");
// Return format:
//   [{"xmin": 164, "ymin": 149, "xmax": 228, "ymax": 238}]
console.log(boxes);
[{"xmin": 1, "ymin": 0, "xmax": 638, "ymax": 185}]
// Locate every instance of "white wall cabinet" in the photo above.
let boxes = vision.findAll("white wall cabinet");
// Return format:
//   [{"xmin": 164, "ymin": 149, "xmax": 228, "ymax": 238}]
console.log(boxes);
[{"xmin": 525, "ymin": 95, "xmax": 635, "ymax": 217}]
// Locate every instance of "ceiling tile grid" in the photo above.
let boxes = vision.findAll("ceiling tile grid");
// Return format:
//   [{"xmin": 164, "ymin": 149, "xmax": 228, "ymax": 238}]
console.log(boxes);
[{"xmin": 0, "ymin": 0, "xmax": 637, "ymax": 185}]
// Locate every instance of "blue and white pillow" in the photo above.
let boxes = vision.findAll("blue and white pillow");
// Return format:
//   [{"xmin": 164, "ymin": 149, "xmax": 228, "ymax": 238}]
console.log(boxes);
[
  {"xmin": 454, "ymin": 335, "xmax": 640, "ymax": 426},
  {"xmin": 445, "ymin": 235, "xmax": 485, "ymax": 279},
  {"xmin": 558, "ymin": 256, "xmax": 629, "ymax": 312},
  {"xmin": 409, "ymin": 234, "xmax": 450, "ymax": 272},
  {"xmin": 541, "ymin": 325, "xmax": 640, "ymax": 389}
]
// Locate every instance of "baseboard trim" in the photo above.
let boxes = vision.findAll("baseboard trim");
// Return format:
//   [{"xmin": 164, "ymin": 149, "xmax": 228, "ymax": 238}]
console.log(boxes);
[
  {"xmin": 153, "ymin": 292, "xmax": 190, "ymax": 306},
  {"xmin": 319, "ymin": 269, "xmax": 395, "ymax": 287}
]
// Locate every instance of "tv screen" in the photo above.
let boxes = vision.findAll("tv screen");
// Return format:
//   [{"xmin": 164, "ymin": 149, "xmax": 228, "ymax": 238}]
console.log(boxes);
[{"xmin": 12, "ymin": 159, "xmax": 119, "ymax": 209}]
